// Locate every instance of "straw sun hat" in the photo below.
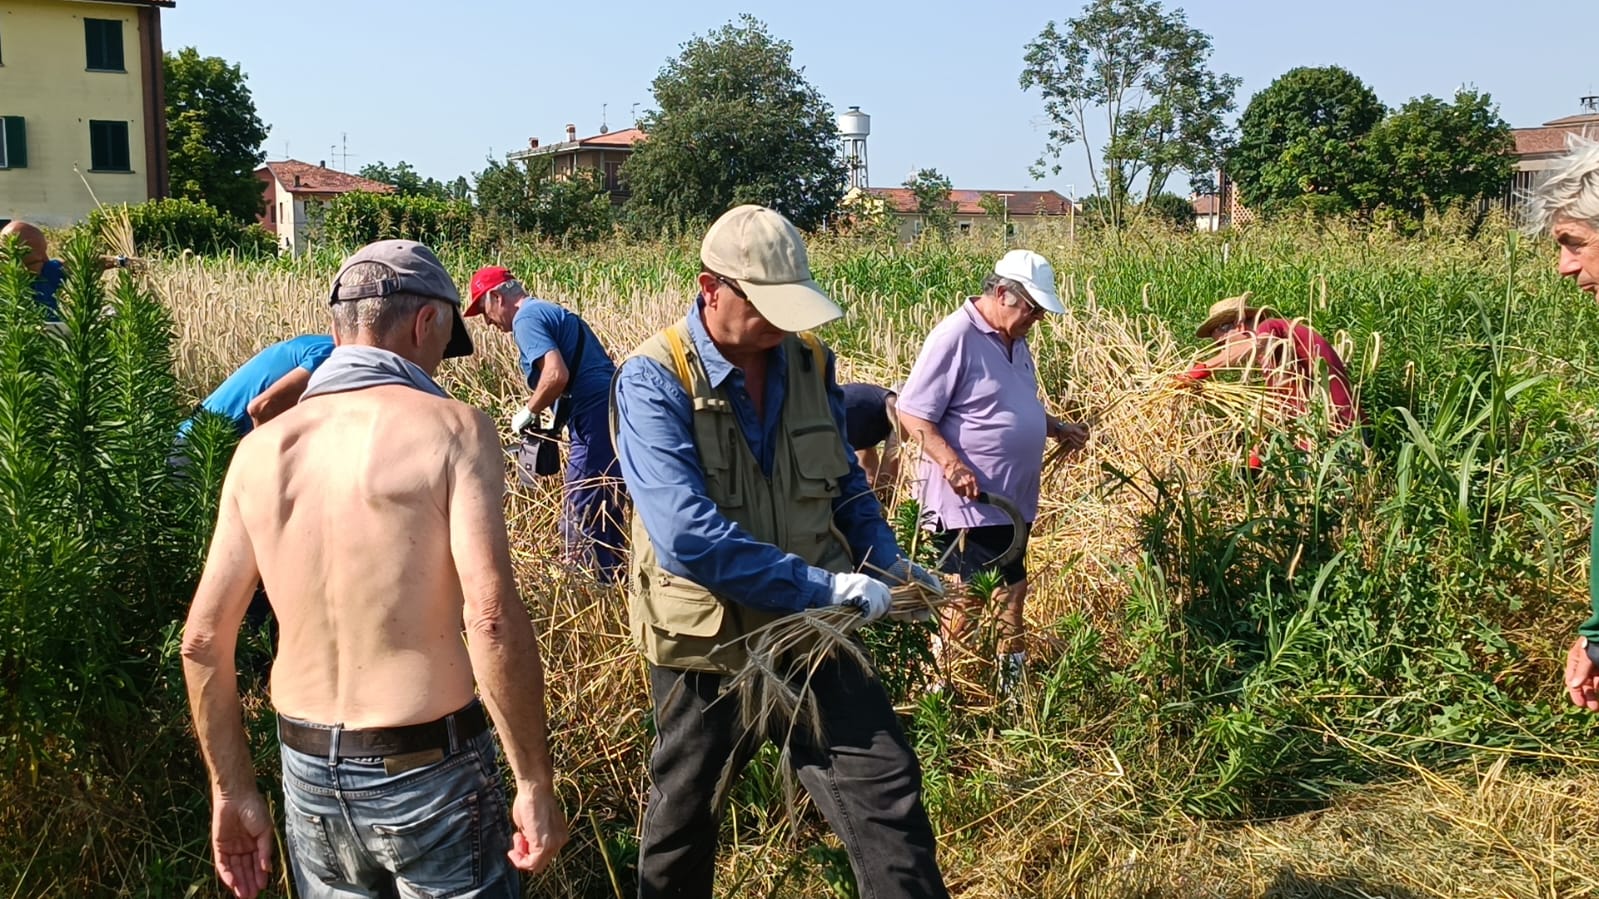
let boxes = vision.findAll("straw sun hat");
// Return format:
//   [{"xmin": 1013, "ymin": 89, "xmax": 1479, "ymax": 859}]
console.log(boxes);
[{"xmin": 1194, "ymin": 291, "xmax": 1278, "ymax": 340}]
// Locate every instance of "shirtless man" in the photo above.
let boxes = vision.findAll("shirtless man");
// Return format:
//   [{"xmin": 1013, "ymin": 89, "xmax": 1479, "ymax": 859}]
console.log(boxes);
[{"xmin": 181, "ymin": 240, "xmax": 567, "ymax": 899}]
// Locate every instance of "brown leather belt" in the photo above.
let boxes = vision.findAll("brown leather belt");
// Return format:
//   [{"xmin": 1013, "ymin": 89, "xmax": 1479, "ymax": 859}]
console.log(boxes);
[{"xmin": 278, "ymin": 701, "xmax": 489, "ymax": 759}]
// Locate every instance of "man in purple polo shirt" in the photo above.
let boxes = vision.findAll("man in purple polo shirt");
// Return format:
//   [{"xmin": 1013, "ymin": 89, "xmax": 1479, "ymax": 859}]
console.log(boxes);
[{"xmin": 897, "ymin": 250, "xmax": 1088, "ymax": 689}]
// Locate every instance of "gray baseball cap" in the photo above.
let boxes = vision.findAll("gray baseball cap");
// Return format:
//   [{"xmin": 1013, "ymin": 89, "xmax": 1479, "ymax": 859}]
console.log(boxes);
[{"xmin": 329, "ymin": 240, "xmax": 473, "ymax": 358}]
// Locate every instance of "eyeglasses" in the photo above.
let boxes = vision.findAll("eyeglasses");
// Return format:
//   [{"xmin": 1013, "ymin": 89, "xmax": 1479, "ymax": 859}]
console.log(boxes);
[
  {"xmin": 1008, "ymin": 284, "xmax": 1044, "ymax": 316},
  {"xmin": 712, "ymin": 273, "xmax": 748, "ymax": 301}
]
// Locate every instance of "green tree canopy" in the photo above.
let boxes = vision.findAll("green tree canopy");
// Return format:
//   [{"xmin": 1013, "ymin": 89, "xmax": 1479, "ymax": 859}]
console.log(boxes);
[
  {"xmin": 358, "ymin": 161, "xmax": 456, "ymax": 200},
  {"xmin": 472, "ymin": 160, "xmax": 613, "ymax": 244},
  {"xmin": 1020, "ymin": 0, "xmax": 1239, "ymax": 229},
  {"xmin": 1359, "ymin": 89, "xmax": 1514, "ymax": 225},
  {"xmin": 622, "ymin": 15, "xmax": 845, "ymax": 234},
  {"xmin": 1228, "ymin": 66, "xmax": 1386, "ymax": 215},
  {"xmin": 905, "ymin": 168, "xmax": 954, "ymax": 241},
  {"xmin": 163, "ymin": 47, "xmax": 269, "ymax": 223}
]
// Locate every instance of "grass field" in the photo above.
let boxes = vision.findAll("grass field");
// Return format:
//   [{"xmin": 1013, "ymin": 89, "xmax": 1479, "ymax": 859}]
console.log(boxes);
[{"xmin": 5, "ymin": 218, "xmax": 1599, "ymax": 898}]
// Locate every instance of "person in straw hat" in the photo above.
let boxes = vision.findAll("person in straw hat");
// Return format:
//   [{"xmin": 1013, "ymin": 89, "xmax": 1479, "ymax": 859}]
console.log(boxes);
[
  {"xmin": 1520, "ymin": 135, "xmax": 1599, "ymax": 711},
  {"xmin": 611, "ymin": 204, "xmax": 949, "ymax": 898},
  {"xmin": 1178, "ymin": 291, "xmax": 1362, "ymax": 466},
  {"xmin": 896, "ymin": 249, "xmax": 1089, "ymax": 691}
]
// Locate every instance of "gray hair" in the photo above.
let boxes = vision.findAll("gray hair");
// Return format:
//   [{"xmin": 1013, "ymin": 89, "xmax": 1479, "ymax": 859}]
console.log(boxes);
[
  {"xmin": 1524, "ymin": 133, "xmax": 1599, "ymax": 234},
  {"xmin": 330, "ymin": 261, "xmax": 437, "ymax": 342},
  {"xmin": 981, "ymin": 273, "xmax": 1029, "ymax": 300}
]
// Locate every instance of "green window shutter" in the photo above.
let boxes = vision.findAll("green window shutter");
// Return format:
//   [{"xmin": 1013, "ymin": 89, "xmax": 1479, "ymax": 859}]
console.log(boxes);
[{"xmin": 3, "ymin": 117, "xmax": 26, "ymax": 169}]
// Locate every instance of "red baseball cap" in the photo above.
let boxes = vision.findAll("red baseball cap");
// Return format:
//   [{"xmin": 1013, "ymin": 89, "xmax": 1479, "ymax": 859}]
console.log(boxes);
[{"xmin": 466, "ymin": 265, "xmax": 514, "ymax": 317}]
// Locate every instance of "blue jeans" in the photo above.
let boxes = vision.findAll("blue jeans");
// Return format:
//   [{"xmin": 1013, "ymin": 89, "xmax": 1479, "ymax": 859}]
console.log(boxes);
[
  {"xmin": 280, "ymin": 726, "xmax": 518, "ymax": 899},
  {"xmin": 565, "ymin": 401, "xmax": 628, "ymax": 582}
]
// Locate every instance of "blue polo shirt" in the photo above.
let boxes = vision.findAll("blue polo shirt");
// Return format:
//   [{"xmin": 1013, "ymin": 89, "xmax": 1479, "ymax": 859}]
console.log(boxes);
[
  {"xmin": 33, "ymin": 259, "xmax": 65, "ymax": 321},
  {"xmin": 196, "ymin": 335, "xmax": 335, "ymax": 435},
  {"xmin": 511, "ymin": 299, "xmax": 616, "ymax": 417}
]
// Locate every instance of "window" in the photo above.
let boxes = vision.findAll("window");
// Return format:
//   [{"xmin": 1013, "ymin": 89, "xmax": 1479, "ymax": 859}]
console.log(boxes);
[
  {"xmin": 89, "ymin": 120, "xmax": 130, "ymax": 172},
  {"xmin": 0, "ymin": 117, "xmax": 24, "ymax": 168},
  {"xmin": 84, "ymin": 18, "xmax": 124, "ymax": 72},
  {"xmin": 604, "ymin": 160, "xmax": 623, "ymax": 192},
  {"xmin": 958, "ymin": 222, "xmax": 971, "ymax": 234}
]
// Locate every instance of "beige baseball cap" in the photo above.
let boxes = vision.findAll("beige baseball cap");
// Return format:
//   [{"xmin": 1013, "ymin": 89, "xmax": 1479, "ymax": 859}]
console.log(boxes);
[{"xmin": 700, "ymin": 205, "xmax": 842, "ymax": 332}]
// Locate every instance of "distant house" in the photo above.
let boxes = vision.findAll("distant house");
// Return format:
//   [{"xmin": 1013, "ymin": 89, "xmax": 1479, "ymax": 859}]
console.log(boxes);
[
  {"xmin": 1192, "ymin": 194, "xmax": 1222, "ymax": 232},
  {"xmin": 863, "ymin": 187, "xmax": 1074, "ymax": 242},
  {"xmin": 0, "ymin": 0, "xmax": 174, "ymax": 229},
  {"xmin": 505, "ymin": 124, "xmax": 646, "ymax": 206},
  {"xmin": 255, "ymin": 160, "xmax": 394, "ymax": 256},
  {"xmin": 1507, "ymin": 99, "xmax": 1599, "ymax": 213}
]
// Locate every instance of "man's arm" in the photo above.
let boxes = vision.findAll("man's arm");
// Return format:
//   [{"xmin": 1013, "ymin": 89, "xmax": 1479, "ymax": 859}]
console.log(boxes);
[
  {"xmin": 898, "ymin": 408, "xmax": 979, "ymax": 500},
  {"xmin": 614, "ymin": 357, "xmax": 834, "ymax": 611},
  {"xmin": 524, "ymin": 349, "xmax": 570, "ymax": 415},
  {"xmin": 181, "ymin": 460, "xmax": 273, "ymax": 899},
  {"xmin": 449, "ymin": 410, "xmax": 567, "ymax": 872},
  {"xmin": 246, "ymin": 368, "xmax": 313, "ymax": 428}
]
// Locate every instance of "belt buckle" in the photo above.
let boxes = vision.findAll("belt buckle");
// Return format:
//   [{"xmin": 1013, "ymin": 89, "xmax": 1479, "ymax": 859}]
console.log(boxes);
[{"xmin": 382, "ymin": 748, "xmax": 445, "ymax": 775}]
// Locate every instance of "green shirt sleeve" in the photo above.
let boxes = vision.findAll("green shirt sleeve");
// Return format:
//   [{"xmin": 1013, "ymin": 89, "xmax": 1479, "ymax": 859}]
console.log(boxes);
[{"xmin": 1582, "ymin": 491, "xmax": 1599, "ymax": 639}]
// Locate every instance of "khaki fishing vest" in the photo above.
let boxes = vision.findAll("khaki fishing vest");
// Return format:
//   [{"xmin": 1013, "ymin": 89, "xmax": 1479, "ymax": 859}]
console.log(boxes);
[{"xmin": 614, "ymin": 318, "xmax": 854, "ymax": 674}]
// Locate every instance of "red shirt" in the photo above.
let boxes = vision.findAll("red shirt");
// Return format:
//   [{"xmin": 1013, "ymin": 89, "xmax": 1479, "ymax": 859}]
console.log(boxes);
[{"xmin": 1249, "ymin": 318, "xmax": 1361, "ymax": 430}]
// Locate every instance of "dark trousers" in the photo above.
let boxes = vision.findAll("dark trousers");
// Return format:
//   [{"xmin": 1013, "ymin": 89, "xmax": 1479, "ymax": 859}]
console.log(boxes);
[{"xmin": 638, "ymin": 659, "xmax": 948, "ymax": 899}]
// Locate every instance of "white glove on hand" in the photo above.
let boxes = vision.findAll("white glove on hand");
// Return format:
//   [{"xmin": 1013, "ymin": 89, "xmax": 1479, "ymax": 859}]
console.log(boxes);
[
  {"xmin": 511, "ymin": 406, "xmax": 536, "ymax": 435},
  {"xmin": 829, "ymin": 572, "xmax": 893, "ymax": 622}
]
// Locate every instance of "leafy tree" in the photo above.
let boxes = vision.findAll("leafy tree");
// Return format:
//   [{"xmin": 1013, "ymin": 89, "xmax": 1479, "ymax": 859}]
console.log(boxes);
[
  {"xmin": 623, "ymin": 15, "xmax": 845, "ymax": 233},
  {"xmin": 905, "ymin": 168, "xmax": 954, "ymax": 241},
  {"xmin": 1020, "ymin": 0, "xmax": 1239, "ymax": 229},
  {"xmin": 1141, "ymin": 191, "xmax": 1197, "ymax": 229},
  {"xmin": 1359, "ymin": 89, "xmax": 1514, "ymax": 227},
  {"xmin": 1228, "ymin": 66, "xmax": 1386, "ymax": 215},
  {"xmin": 472, "ymin": 159, "xmax": 613, "ymax": 244},
  {"xmin": 163, "ymin": 47, "xmax": 269, "ymax": 223},
  {"xmin": 358, "ymin": 160, "xmax": 454, "ymax": 200}
]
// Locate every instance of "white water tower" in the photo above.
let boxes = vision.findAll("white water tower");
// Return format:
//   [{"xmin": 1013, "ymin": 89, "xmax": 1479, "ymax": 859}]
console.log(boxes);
[{"xmin": 838, "ymin": 106, "xmax": 870, "ymax": 190}]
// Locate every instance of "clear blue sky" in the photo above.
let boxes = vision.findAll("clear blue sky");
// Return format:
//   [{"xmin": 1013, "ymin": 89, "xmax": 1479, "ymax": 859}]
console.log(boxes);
[{"xmin": 164, "ymin": 0, "xmax": 1597, "ymax": 200}]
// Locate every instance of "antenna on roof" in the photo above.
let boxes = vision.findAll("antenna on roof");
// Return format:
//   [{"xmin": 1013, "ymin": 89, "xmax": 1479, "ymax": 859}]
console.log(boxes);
[
  {"xmin": 1582, "ymin": 95, "xmax": 1599, "ymax": 113},
  {"xmin": 600, "ymin": 103, "xmax": 608, "ymax": 134},
  {"xmin": 631, "ymin": 102, "xmax": 640, "ymax": 126}
]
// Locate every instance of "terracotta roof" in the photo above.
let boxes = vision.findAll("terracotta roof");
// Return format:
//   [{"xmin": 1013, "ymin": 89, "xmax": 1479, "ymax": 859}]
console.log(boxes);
[
  {"xmin": 257, "ymin": 160, "xmax": 396, "ymax": 196},
  {"xmin": 1191, "ymin": 195, "xmax": 1220, "ymax": 215},
  {"xmin": 1542, "ymin": 112, "xmax": 1599, "ymax": 127},
  {"xmin": 865, "ymin": 188, "xmax": 1073, "ymax": 216},
  {"xmin": 1514, "ymin": 125, "xmax": 1599, "ymax": 157},
  {"xmin": 582, "ymin": 128, "xmax": 646, "ymax": 147}
]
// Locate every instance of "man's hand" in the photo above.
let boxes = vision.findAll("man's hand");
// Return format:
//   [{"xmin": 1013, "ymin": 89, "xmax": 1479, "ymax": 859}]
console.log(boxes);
[
  {"xmin": 829, "ymin": 572, "xmax": 893, "ymax": 621},
  {"xmin": 942, "ymin": 457, "xmax": 979, "ymax": 500},
  {"xmin": 507, "ymin": 783, "xmax": 569, "ymax": 874},
  {"xmin": 883, "ymin": 558, "xmax": 942, "ymax": 623},
  {"xmin": 511, "ymin": 406, "xmax": 536, "ymax": 435},
  {"xmin": 1172, "ymin": 363, "xmax": 1211, "ymax": 390},
  {"xmin": 211, "ymin": 790, "xmax": 274, "ymax": 899},
  {"xmin": 1051, "ymin": 420, "xmax": 1089, "ymax": 452},
  {"xmin": 1566, "ymin": 637, "xmax": 1599, "ymax": 711}
]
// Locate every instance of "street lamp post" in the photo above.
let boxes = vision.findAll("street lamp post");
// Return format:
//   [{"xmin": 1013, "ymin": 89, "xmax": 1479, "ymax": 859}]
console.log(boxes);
[{"xmin": 1065, "ymin": 184, "xmax": 1076, "ymax": 244}]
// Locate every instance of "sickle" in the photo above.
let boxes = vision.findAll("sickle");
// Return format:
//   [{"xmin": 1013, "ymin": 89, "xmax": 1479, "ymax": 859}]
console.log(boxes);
[{"xmin": 936, "ymin": 490, "xmax": 1026, "ymax": 570}]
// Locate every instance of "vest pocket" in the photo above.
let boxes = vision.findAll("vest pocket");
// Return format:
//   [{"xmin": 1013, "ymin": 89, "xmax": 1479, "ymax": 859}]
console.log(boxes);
[
  {"xmin": 790, "ymin": 426, "xmax": 850, "ymax": 498},
  {"xmin": 648, "ymin": 574, "xmax": 726, "ymax": 638}
]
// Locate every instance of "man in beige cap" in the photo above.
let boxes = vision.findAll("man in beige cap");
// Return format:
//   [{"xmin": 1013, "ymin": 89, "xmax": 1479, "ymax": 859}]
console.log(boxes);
[
  {"xmin": 611, "ymin": 204, "xmax": 948, "ymax": 898},
  {"xmin": 182, "ymin": 240, "xmax": 566, "ymax": 899},
  {"xmin": 1178, "ymin": 292, "xmax": 1362, "ymax": 467}
]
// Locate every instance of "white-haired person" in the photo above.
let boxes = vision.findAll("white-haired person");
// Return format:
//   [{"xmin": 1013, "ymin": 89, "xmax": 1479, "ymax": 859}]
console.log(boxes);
[{"xmin": 1528, "ymin": 137, "xmax": 1599, "ymax": 711}]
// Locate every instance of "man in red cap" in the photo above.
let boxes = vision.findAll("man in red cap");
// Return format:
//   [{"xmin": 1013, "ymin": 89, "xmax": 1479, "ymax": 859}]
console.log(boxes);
[{"xmin": 466, "ymin": 265, "xmax": 626, "ymax": 581}]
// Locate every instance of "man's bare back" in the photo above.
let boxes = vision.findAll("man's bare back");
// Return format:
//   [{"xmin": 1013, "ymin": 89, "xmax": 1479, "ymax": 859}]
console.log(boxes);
[{"xmin": 230, "ymin": 384, "xmax": 491, "ymax": 727}]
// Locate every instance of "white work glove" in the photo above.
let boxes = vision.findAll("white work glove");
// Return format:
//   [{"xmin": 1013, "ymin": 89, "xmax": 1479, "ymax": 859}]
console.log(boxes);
[
  {"xmin": 828, "ymin": 572, "xmax": 893, "ymax": 622},
  {"xmin": 511, "ymin": 406, "xmax": 536, "ymax": 435}
]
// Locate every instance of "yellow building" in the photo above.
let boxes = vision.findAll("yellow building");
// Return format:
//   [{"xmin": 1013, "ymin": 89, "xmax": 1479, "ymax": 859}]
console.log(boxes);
[{"xmin": 0, "ymin": 0, "xmax": 172, "ymax": 229}]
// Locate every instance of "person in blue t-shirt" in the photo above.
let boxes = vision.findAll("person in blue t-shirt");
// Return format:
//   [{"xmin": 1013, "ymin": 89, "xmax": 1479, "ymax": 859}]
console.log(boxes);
[
  {"xmin": 183, "ymin": 335, "xmax": 336, "ymax": 437},
  {"xmin": 2, "ymin": 220, "xmax": 133, "ymax": 323},
  {"xmin": 840, "ymin": 382, "xmax": 905, "ymax": 491},
  {"xmin": 467, "ymin": 265, "xmax": 626, "ymax": 582}
]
